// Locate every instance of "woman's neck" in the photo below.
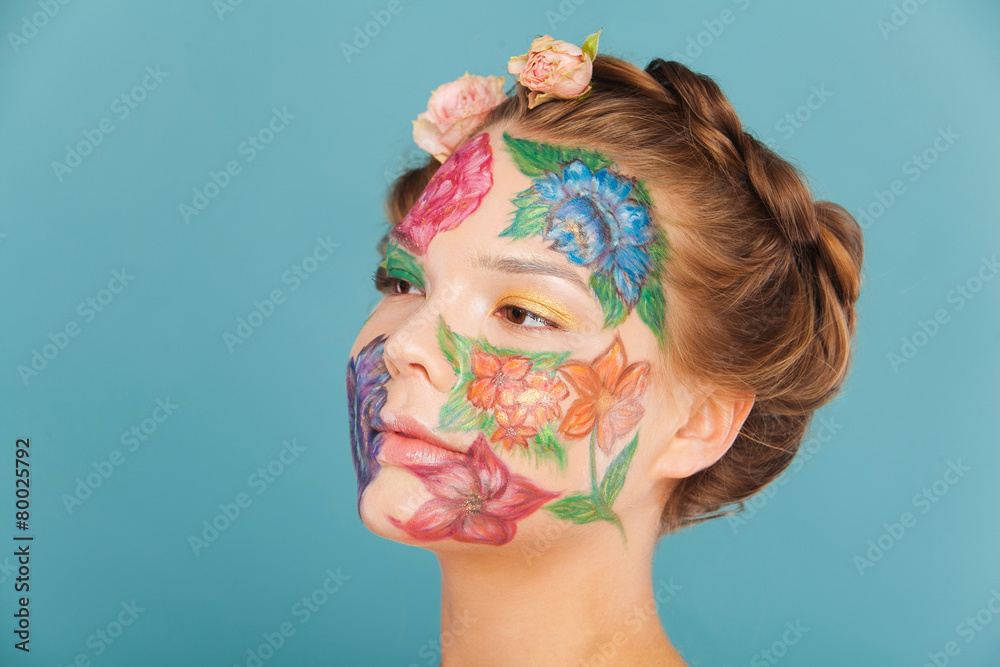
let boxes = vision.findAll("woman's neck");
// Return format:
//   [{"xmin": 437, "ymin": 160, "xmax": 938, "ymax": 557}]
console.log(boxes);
[{"xmin": 434, "ymin": 523, "xmax": 686, "ymax": 666}]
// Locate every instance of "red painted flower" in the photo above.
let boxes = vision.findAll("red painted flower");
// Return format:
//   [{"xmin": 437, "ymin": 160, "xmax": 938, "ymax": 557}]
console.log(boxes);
[
  {"xmin": 389, "ymin": 435, "xmax": 559, "ymax": 545},
  {"xmin": 466, "ymin": 350, "xmax": 532, "ymax": 410},
  {"xmin": 490, "ymin": 406, "xmax": 537, "ymax": 451},
  {"xmin": 391, "ymin": 132, "xmax": 493, "ymax": 254},
  {"xmin": 557, "ymin": 337, "xmax": 650, "ymax": 454},
  {"xmin": 514, "ymin": 372, "xmax": 570, "ymax": 425}
]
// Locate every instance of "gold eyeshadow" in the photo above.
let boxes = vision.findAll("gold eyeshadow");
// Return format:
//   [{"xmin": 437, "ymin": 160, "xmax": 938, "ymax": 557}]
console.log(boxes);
[{"xmin": 493, "ymin": 290, "xmax": 587, "ymax": 331}]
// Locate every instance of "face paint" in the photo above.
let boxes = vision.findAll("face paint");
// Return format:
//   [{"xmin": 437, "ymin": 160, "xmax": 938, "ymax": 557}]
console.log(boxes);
[
  {"xmin": 392, "ymin": 132, "xmax": 494, "ymax": 255},
  {"xmin": 546, "ymin": 337, "xmax": 650, "ymax": 540},
  {"xmin": 379, "ymin": 239, "xmax": 425, "ymax": 289},
  {"xmin": 346, "ymin": 335, "xmax": 390, "ymax": 508},
  {"xmin": 501, "ymin": 132, "xmax": 668, "ymax": 343},
  {"xmin": 435, "ymin": 315, "xmax": 650, "ymax": 543},
  {"xmin": 437, "ymin": 317, "xmax": 572, "ymax": 468},
  {"xmin": 384, "ymin": 434, "xmax": 560, "ymax": 546}
]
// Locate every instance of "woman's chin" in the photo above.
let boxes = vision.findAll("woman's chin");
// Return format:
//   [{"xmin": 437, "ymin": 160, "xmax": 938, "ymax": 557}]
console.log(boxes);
[{"xmin": 358, "ymin": 468, "xmax": 559, "ymax": 555}]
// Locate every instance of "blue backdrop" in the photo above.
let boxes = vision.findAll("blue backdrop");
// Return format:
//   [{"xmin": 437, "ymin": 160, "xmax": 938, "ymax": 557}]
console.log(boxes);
[{"xmin": 1, "ymin": 1, "xmax": 998, "ymax": 665}]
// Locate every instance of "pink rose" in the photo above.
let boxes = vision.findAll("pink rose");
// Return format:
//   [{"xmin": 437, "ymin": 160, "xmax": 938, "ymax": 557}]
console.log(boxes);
[
  {"xmin": 507, "ymin": 31, "xmax": 601, "ymax": 109},
  {"xmin": 412, "ymin": 73, "xmax": 507, "ymax": 163}
]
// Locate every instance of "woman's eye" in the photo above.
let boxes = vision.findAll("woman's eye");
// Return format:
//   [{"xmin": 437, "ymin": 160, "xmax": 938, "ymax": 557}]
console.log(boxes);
[
  {"xmin": 499, "ymin": 305, "xmax": 558, "ymax": 329},
  {"xmin": 373, "ymin": 268, "xmax": 424, "ymax": 296}
]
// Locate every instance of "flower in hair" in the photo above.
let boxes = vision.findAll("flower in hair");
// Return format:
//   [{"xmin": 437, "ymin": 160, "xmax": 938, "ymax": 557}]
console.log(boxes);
[
  {"xmin": 508, "ymin": 30, "xmax": 600, "ymax": 109},
  {"xmin": 412, "ymin": 73, "xmax": 507, "ymax": 163}
]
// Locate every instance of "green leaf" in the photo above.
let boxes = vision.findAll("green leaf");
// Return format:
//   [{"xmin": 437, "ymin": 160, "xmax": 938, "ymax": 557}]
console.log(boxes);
[
  {"xmin": 436, "ymin": 317, "xmax": 473, "ymax": 374},
  {"xmin": 630, "ymin": 179, "xmax": 654, "ymax": 208},
  {"xmin": 532, "ymin": 423, "xmax": 567, "ymax": 469},
  {"xmin": 580, "ymin": 29, "xmax": 602, "ymax": 61},
  {"xmin": 503, "ymin": 133, "xmax": 565, "ymax": 177},
  {"xmin": 503, "ymin": 132, "xmax": 615, "ymax": 179},
  {"xmin": 589, "ymin": 273, "xmax": 628, "ymax": 328},
  {"xmin": 500, "ymin": 202, "xmax": 548, "ymax": 240},
  {"xmin": 546, "ymin": 494, "xmax": 605, "ymax": 524},
  {"xmin": 576, "ymin": 152, "xmax": 614, "ymax": 175},
  {"xmin": 512, "ymin": 188, "xmax": 541, "ymax": 208},
  {"xmin": 598, "ymin": 433, "xmax": 639, "ymax": 507},
  {"xmin": 477, "ymin": 339, "xmax": 568, "ymax": 373},
  {"xmin": 637, "ymin": 282, "xmax": 667, "ymax": 346},
  {"xmin": 438, "ymin": 381, "xmax": 481, "ymax": 431},
  {"xmin": 381, "ymin": 239, "xmax": 425, "ymax": 288}
]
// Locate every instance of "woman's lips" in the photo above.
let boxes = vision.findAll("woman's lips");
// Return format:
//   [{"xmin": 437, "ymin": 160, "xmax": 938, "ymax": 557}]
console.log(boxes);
[{"xmin": 377, "ymin": 431, "xmax": 466, "ymax": 467}]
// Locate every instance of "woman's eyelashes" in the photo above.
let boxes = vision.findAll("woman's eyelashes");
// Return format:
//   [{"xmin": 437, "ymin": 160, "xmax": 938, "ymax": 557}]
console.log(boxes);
[
  {"xmin": 497, "ymin": 304, "xmax": 559, "ymax": 329},
  {"xmin": 373, "ymin": 266, "xmax": 425, "ymax": 296},
  {"xmin": 373, "ymin": 265, "xmax": 568, "ymax": 332}
]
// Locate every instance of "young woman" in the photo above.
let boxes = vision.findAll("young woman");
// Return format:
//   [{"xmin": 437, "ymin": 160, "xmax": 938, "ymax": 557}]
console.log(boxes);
[{"xmin": 347, "ymin": 33, "xmax": 863, "ymax": 666}]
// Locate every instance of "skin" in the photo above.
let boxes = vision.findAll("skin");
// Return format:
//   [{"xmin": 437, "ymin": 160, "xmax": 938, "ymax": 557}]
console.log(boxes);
[{"xmin": 348, "ymin": 129, "xmax": 753, "ymax": 666}]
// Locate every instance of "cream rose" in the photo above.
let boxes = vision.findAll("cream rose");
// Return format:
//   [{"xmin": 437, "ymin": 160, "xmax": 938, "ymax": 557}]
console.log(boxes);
[{"xmin": 507, "ymin": 31, "xmax": 600, "ymax": 109}]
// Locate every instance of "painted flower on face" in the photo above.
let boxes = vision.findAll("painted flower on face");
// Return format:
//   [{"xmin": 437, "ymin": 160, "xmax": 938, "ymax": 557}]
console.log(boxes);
[
  {"xmin": 538, "ymin": 161, "xmax": 655, "ymax": 308},
  {"xmin": 558, "ymin": 337, "xmax": 650, "ymax": 454},
  {"xmin": 347, "ymin": 335, "xmax": 390, "ymax": 507},
  {"xmin": 515, "ymin": 372, "xmax": 570, "ymax": 425},
  {"xmin": 392, "ymin": 132, "xmax": 493, "ymax": 255},
  {"xmin": 389, "ymin": 435, "xmax": 560, "ymax": 545},
  {"xmin": 466, "ymin": 350, "xmax": 532, "ymax": 411},
  {"xmin": 490, "ymin": 406, "xmax": 536, "ymax": 451}
]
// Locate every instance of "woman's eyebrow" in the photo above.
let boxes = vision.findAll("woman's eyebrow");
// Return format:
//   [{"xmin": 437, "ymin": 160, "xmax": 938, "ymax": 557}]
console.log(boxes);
[{"xmin": 472, "ymin": 250, "xmax": 590, "ymax": 293}]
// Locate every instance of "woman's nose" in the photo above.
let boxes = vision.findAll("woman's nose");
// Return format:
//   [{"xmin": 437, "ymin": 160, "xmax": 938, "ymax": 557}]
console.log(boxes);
[{"xmin": 381, "ymin": 308, "xmax": 458, "ymax": 395}]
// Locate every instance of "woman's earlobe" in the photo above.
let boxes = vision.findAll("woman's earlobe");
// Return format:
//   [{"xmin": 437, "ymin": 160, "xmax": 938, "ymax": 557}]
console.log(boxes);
[{"xmin": 650, "ymin": 393, "xmax": 754, "ymax": 480}]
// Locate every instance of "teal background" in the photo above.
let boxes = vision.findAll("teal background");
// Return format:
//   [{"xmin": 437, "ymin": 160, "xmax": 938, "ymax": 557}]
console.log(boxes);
[{"xmin": 1, "ymin": 0, "xmax": 998, "ymax": 665}]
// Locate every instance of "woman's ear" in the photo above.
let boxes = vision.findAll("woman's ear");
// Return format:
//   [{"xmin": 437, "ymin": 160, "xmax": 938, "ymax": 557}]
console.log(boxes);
[{"xmin": 650, "ymin": 391, "xmax": 754, "ymax": 480}]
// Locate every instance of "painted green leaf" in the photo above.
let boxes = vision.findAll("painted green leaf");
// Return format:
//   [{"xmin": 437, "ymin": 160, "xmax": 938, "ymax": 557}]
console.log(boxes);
[
  {"xmin": 512, "ymin": 188, "xmax": 541, "ymax": 209},
  {"xmin": 589, "ymin": 273, "xmax": 628, "ymax": 328},
  {"xmin": 533, "ymin": 423, "xmax": 567, "ymax": 469},
  {"xmin": 503, "ymin": 132, "xmax": 615, "ymax": 179},
  {"xmin": 647, "ymin": 227, "xmax": 670, "ymax": 273},
  {"xmin": 501, "ymin": 202, "xmax": 548, "ymax": 240},
  {"xmin": 381, "ymin": 239, "xmax": 425, "ymax": 288},
  {"xmin": 477, "ymin": 339, "xmax": 568, "ymax": 373},
  {"xmin": 438, "ymin": 381, "xmax": 480, "ymax": 431},
  {"xmin": 637, "ymin": 282, "xmax": 666, "ymax": 346},
  {"xmin": 436, "ymin": 316, "xmax": 461, "ymax": 371},
  {"xmin": 631, "ymin": 179, "xmax": 654, "ymax": 208},
  {"xmin": 598, "ymin": 432, "xmax": 639, "ymax": 507},
  {"xmin": 503, "ymin": 133, "xmax": 566, "ymax": 177},
  {"xmin": 546, "ymin": 493, "xmax": 605, "ymax": 523}
]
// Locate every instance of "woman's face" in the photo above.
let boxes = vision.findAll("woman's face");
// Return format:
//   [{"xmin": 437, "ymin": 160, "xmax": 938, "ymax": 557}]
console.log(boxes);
[{"xmin": 347, "ymin": 130, "xmax": 684, "ymax": 552}]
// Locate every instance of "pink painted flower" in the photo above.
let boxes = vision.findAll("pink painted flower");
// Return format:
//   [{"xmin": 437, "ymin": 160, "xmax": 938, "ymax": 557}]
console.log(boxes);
[
  {"xmin": 389, "ymin": 434, "xmax": 560, "ymax": 545},
  {"xmin": 507, "ymin": 31, "xmax": 600, "ymax": 109},
  {"xmin": 466, "ymin": 349, "xmax": 532, "ymax": 411},
  {"xmin": 391, "ymin": 132, "xmax": 493, "ymax": 255},
  {"xmin": 413, "ymin": 73, "xmax": 507, "ymax": 163}
]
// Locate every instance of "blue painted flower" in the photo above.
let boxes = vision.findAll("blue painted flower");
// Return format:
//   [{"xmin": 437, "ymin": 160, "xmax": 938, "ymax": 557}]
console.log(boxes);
[
  {"xmin": 346, "ymin": 335, "xmax": 389, "ymax": 509},
  {"xmin": 536, "ymin": 161, "xmax": 654, "ymax": 307}
]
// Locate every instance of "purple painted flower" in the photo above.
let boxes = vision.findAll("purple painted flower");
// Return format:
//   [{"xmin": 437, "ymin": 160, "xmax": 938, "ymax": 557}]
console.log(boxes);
[{"xmin": 347, "ymin": 335, "xmax": 389, "ymax": 508}]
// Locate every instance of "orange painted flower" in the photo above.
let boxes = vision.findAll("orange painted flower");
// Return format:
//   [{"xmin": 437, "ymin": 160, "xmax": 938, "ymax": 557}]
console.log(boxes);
[
  {"xmin": 515, "ymin": 372, "xmax": 570, "ymax": 425},
  {"xmin": 467, "ymin": 350, "xmax": 532, "ymax": 410},
  {"xmin": 491, "ymin": 406, "xmax": 537, "ymax": 451},
  {"xmin": 557, "ymin": 337, "xmax": 650, "ymax": 453}
]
